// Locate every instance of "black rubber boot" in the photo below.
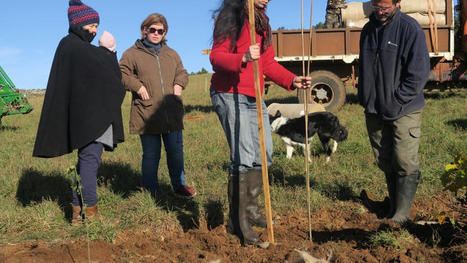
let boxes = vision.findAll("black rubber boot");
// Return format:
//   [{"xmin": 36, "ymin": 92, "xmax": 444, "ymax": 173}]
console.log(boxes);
[
  {"xmin": 389, "ymin": 172, "xmax": 421, "ymax": 224},
  {"xmin": 385, "ymin": 173, "xmax": 396, "ymax": 218},
  {"xmin": 246, "ymin": 169, "xmax": 267, "ymax": 228},
  {"xmin": 226, "ymin": 172, "xmax": 240, "ymax": 235},
  {"xmin": 238, "ymin": 171, "xmax": 260, "ymax": 244},
  {"xmin": 226, "ymin": 171, "xmax": 259, "ymax": 245}
]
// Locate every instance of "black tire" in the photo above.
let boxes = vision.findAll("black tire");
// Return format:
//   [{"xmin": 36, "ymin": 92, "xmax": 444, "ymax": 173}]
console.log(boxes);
[{"xmin": 297, "ymin": 70, "xmax": 346, "ymax": 113}]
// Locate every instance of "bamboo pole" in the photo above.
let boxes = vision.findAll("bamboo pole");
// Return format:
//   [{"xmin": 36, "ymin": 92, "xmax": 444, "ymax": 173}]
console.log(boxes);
[
  {"xmin": 307, "ymin": 0, "xmax": 314, "ymax": 242},
  {"xmin": 247, "ymin": 0, "xmax": 274, "ymax": 244},
  {"xmin": 300, "ymin": 0, "xmax": 313, "ymax": 242}
]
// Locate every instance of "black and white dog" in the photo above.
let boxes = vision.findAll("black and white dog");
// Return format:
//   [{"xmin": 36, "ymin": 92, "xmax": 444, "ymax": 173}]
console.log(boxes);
[{"xmin": 269, "ymin": 111, "xmax": 348, "ymax": 162}]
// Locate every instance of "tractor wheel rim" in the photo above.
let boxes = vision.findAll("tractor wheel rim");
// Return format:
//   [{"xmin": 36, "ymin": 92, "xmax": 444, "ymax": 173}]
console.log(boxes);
[{"xmin": 311, "ymin": 83, "xmax": 334, "ymax": 105}]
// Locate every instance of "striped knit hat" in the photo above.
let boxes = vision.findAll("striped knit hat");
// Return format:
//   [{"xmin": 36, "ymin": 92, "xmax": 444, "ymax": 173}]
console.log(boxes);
[{"xmin": 68, "ymin": 0, "xmax": 99, "ymax": 27}]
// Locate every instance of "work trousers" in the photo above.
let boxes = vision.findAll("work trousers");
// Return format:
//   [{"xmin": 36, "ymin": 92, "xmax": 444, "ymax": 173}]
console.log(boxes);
[{"xmin": 365, "ymin": 110, "xmax": 423, "ymax": 178}]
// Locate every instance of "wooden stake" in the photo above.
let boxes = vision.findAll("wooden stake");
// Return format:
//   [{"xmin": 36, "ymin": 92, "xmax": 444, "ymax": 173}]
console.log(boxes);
[
  {"xmin": 247, "ymin": 0, "xmax": 274, "ymax": 244},
  {"xmin": 426, "ymin": 0, "xmax": 437, "ymax": 54},
  {"xmin": 432, "ymin": 0, "xmax": 439, "ymax": 55}
]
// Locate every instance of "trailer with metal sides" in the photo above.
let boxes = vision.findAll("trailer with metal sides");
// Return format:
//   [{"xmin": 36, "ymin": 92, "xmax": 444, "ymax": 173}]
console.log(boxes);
[
  {"xmin": 270, "ymin": 0, "xmax": 466, "ymax": 112},
  {"xmin": 0, "ymin": 65, "xmax": 33, "ymax": 126}
]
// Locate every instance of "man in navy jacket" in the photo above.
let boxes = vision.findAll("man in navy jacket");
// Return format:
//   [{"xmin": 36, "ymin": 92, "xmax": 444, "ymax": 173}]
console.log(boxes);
[{"xmin": 358, "ymin": 0, "xmax": 430, "ymax": 224}]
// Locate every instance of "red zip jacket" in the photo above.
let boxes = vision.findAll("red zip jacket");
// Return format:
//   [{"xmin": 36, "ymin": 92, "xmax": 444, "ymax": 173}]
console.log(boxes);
[{"xmin": 210, "ymin": 21, "xmax": 296, "ymax": 97}]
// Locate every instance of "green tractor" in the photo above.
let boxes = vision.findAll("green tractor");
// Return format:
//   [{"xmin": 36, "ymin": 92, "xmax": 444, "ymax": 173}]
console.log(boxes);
[{"xmin": 0, "ymin": 65, "xmax": 33, "ymax": 126}]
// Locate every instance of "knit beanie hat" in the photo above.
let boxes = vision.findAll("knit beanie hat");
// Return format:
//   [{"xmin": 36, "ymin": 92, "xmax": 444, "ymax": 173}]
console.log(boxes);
[{"xmin": 68, "ymin": 0, "xmax": 100, "ymax": 28}]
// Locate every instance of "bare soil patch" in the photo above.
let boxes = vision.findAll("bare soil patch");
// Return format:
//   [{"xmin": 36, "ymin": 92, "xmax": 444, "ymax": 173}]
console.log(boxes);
[{"xmin": 1, "ymin": 193, "xmax": 465, "ymax": 263}]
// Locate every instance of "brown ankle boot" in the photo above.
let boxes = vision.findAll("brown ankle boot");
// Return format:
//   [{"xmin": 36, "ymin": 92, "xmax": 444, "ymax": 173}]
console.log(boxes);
[
  {"xmin": 85, "ymin": 206, "xmax": 98, "ymax": 220},
  {"xmin": 84, "ymin": 206, "xmax": 119, "ymax": 225},
  {"xmin": 71, "ymin": 205, "xmax": 82, "ymax": 225}
]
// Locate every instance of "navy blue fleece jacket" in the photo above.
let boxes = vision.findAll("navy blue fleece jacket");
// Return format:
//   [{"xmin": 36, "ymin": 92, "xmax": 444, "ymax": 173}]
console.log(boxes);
[{"xmin": 358, "ymin": 9, "xmax": 430, "ymax": 120}]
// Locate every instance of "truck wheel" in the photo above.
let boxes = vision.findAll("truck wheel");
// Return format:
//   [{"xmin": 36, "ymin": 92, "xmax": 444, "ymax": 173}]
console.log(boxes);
[{"xmin": 297, "ymin": 70, "xmax": 346, "ymax": 113}]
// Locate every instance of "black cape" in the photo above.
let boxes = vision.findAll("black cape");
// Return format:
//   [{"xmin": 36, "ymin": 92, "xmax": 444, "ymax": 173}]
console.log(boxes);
[{"xmin": 33, "ymin": 27, "xmax": 125, "ymax": 158}]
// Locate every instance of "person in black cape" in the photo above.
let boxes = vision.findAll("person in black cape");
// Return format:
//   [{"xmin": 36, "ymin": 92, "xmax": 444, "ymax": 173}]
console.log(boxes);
[{"xmin": 33, "ymin": 0, "xmax": 125, "ymax": 225}]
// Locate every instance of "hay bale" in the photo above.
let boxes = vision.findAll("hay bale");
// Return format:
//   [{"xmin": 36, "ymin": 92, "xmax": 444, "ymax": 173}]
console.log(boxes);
[
  {"xmin": 267, "ymin": 103, "xmax": 325, "ymax": 119},
  {"xmin": 341, "ymin": 1, "xmax": 373, "ymax": 22},
  {"xmin": 345, "ymin": 14, "xmax": 446, "ymax": 27},
  {"xmin": 342, "ymin": 0, "xmax": 446, "ymax": 23},
  {"xmin": 400, "ymin": 0, "xmax": 446, "ymax": 14},
  {"xmin": 407, "ymin": 12, "xmax": 446, "ymax": 25}
]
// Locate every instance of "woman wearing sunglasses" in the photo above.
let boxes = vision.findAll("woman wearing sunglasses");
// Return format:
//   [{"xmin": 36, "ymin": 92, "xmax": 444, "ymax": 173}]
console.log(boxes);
[{"xmin": 120, "ymin": 13, "xmax": 197, "ymax": 199}]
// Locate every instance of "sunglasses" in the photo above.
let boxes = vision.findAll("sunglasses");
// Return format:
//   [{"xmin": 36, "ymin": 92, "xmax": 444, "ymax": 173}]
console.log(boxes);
[
  {"xmin": 371, "ymin": 4, "xmax": 395, "ymax": 11},
  {"xmin": 148, "ymin": 28, "xmax": 165, "ymax": 35}
]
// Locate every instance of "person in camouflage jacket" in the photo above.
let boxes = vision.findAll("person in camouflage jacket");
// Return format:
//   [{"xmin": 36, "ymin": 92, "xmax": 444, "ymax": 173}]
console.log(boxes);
[{"xmin": 326, "ymin": 0, "xmax": 347, "ymax": 28}]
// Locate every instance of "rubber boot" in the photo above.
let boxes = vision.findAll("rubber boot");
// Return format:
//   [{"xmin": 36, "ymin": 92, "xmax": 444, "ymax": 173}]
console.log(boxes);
[
  {"xmin": 246, "ymin": 169, "xmax": 267, "ymax": 228},
  {"xmin": 226, "ymin": 171, "xmax": 259, "ymax": 245},
  {"xmin": 71, "ymin": 205, "xmax": 82, "ymax": 225},
  {"xmin": 384, "ymin": 173, "xmax": 396, "ymax": 218},
  {"xmin": 238, "ymin": 171, "xmax": 260, "ymax": 244},
  {"xmin": 227, "ymin": 172, "xmax": 240, "ymax": 235},
  {"xmin": 389, "ymin": 172, "xmax": 421, "ymax": 224}
]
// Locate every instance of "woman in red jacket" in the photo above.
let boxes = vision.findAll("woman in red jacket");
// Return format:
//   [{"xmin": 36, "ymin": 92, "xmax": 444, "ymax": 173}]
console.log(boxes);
[{"xmin": 210, "ymin": 0, "xmax": 311, "ymax": 245}]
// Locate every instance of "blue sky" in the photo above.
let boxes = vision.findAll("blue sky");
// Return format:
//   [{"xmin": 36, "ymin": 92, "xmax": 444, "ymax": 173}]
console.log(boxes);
[{"xmin": 0, "ymin": 0, "xmax": 367, "ymax": 90}]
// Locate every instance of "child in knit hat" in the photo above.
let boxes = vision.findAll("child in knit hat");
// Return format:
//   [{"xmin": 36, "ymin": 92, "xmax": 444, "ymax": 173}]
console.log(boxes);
[{"xmin": 99, "ymin": 31, "xmax": 116, "ymax": 52}]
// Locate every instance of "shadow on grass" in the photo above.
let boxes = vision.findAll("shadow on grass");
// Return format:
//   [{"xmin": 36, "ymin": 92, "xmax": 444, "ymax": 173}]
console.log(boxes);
[
  {"xmin": 346, "ymin": 92, "xmax": 360, "ymax": 105},
  {"xmin": 204, "ymin": 200, "xmax": 225, "ymax": 230},
  {"xmin": 425, "ymin": 81, "xmax": 467, "ymax": 91},
  {"xmin": 318, "ymin": 182, "xmax": 360, "ymax": 201},
  {"xmin": 404, "ymin": 221, "xmax": 466, "ymax": 248},
  {"xmin": 97, "ymin": 161, "xmax": 141, "ymax": 198},
  {"xmin": 424, "ymin": 89, "xmax": 465, "ymax": 99},
  {"xmin": 359, "ymin": 190, "xmax": 390, "ymax": 219},
  {"xmin": 269, "ymin": 167, "xmax": 318, "ymax": 188},
  {"xmin": 184, "ymin": 104, "xmax": 214, "ymax": 114},
  {"xmin": 269, "ymin": 162, "xmax": 359, "ymax": 202},
  {"xmin": 312, "ymin": 228, "xmax": 376, "ymax": 249},
  {"xmin": 445, "ymin": 119, "xmax": 467, "ymax": 131},
  {"xmin": 155, "ymin": 183, "xmax": 200, "ymax": 232},
  {"xmin": 99, "ymin": 161, "xmax": 208, "ymax": 231},
  {"xmin": 96, "ymin": 160, "xmax": 207, "ymax": 232},
  {"xmin": 16, "ymin": 168, "xmax": 73, "ymax": 220},
  {"xmin": 0, "ymin": 125, "xmax": 19, "ymax": 131}
]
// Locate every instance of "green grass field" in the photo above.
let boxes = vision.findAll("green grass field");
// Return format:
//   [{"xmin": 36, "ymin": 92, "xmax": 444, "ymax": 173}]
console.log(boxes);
[{"xmin": 0, "ymin": 74, "xmax": 465, "ymax": 245}]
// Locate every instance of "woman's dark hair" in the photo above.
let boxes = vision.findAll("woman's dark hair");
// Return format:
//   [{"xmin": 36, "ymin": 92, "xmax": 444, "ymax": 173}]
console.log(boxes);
[{"xmin": 212, "ymin": 0, "xmax": 248, "ymax": 51}]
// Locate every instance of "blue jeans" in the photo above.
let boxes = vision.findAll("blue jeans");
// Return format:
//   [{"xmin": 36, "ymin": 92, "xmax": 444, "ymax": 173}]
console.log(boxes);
[
  {"xmin": 210, "ymin": 89, "xmax": 273, "ymax": 173},
  {"xmin": 72, "ymin": 142, "xmax": 103, "ymax": 207},
  {"xmin": 140, "ymin": 132, "xmax": 186, "ymax": 195}
]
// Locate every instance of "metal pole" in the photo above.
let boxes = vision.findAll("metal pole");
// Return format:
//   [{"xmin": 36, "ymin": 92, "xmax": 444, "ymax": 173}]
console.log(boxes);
[{"xmin": 247, "ymin": 0, "xmax": 274, "ymax": 244}]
